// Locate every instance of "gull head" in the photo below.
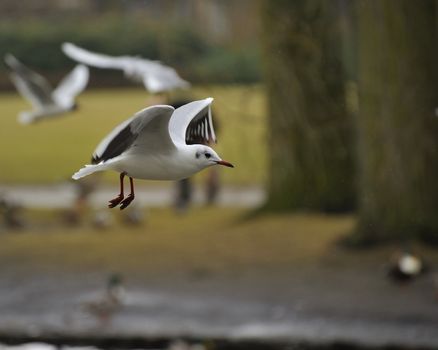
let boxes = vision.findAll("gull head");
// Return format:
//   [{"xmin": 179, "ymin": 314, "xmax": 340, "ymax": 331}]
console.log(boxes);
[{"xmin": 190, "ymin": 145, "xmax": 234, "ymax": 170}]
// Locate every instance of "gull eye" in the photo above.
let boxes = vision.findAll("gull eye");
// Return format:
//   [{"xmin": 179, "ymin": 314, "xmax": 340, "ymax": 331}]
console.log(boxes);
[
  {"xmin": 195, "ymin": 152, "xmax": 200, "ymax": 159},
  {"xmin": 205, "ymin": 152, "xmax": 211, "ymax": 159}
]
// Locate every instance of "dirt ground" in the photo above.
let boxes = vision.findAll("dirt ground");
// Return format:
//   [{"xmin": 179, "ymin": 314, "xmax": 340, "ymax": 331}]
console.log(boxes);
[{"xmin": 0, "ymin": 207, "xmax": 437, "ymax": 349}]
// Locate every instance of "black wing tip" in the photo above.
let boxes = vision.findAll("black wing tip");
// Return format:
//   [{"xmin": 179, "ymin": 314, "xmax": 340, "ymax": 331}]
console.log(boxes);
[{"xmin": 93, "ymin": 122, "xmax": 136, "ymax": 164}]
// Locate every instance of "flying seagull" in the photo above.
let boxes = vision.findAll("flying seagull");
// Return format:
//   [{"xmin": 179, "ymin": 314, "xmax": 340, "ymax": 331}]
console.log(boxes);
[
  {"xmin": 4, "ymin": 54, "xmax": 89, "ymax": 124},
  {"xmin": 62, "ymin": 42, "xmax": 190, "ymax": 94},
  {"xmin": 72, "ymin": 98, "xmax": 233, "ymax": 209}
]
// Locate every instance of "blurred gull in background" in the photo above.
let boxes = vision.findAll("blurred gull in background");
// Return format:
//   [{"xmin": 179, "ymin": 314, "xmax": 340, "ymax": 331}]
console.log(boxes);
[
  {"xmin": 62, "ymin": 42, "xmax": 190, "ymax": 93},
  {"xmin": 72, "ymin": 98, "xmax": 233, "ymax": 209},
  {"xmin": 4, "ymin": 54, "xmax": 89, "ymax": 124}
]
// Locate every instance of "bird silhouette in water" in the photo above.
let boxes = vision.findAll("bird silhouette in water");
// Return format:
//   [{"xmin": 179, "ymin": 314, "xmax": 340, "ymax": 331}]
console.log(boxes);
[{"xmin": 82, "ymin": 273, "xmax": 125, "ymax": 326}]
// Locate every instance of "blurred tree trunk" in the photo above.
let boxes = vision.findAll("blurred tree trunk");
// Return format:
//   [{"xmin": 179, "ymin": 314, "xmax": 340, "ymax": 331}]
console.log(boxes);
[
  {"xmin": 357, "ymin": 1, "xmax": 438, "ymax": 243},
  {"xmin": 261, "ymin": 0, "xmax": 355, "ymax": 212}
]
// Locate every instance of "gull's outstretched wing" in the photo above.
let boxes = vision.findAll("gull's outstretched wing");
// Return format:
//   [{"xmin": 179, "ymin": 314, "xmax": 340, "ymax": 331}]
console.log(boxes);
[
  {"xmin": 168, "ymin": 98, "xmax": 216, "ymax": 146},
  {"xmin": 63, "ymin": 42, "xmax": 190, "ymax": 93},
  {"xmin": 53, "ymin": 65, "xmax": 89, "ymax": 107},
  {"xmin": 92, "ymin": 105, "xmax": 176, "ymax": 164},
  {"xmin": 62, "ymin": 42, "xmax": 128, "ymax": 70},
  {"xmin": 4, "ymin": 54, "xmax": 54, "ymax": 109}
]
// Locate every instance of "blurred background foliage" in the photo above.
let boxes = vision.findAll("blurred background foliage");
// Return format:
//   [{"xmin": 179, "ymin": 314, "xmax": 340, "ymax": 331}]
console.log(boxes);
[{"xmin": 0, "ymin": 2, "xmax": 261, "ymax": 88}]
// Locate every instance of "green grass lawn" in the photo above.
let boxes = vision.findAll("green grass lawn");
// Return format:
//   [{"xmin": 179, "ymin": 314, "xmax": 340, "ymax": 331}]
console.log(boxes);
[
  {"xmin": 0, "ymin": 85, "xmax": 266, "ymax": 185},
  {"xmin": 5, "ymin": 207, "xmax": 436, "ymax": 277},
  {"xmin": 0, "ymin": 208, "xmax": 356, "ymax": 275}
]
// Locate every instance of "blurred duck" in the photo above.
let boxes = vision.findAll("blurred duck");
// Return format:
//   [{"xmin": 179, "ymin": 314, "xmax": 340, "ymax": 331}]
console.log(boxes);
[
  {"xmin": 4, "ymin": 54, "xmax": 89, "ymax": 124},
  {"xmin": 62, "ymin": 42, "xmax": 190, "ymax": 94},
  {"xmin": 82, "ymin": 273, "xmax": 125, "ymax": 326},
  {"xmin": 387, "ymin": 249, "xmax": 427, "ymax": 283}
]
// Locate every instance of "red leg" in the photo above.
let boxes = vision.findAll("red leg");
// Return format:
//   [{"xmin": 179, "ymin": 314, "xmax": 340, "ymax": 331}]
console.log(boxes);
[
  {"xmin": 120, "ymin": 177, "xmax": 135, "ymax": 210},
  {"xmin": 108, "ymin": 173, "xmax": 126, "ymax": 208}
]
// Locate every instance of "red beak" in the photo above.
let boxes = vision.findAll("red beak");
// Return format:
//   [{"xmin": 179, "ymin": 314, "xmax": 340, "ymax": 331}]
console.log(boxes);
[{"xmin": 216, "ymin": 160, "xmax": 234, "ymax": 168}]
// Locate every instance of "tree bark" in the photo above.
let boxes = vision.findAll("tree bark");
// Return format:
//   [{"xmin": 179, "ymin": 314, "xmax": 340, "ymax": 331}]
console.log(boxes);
[
  {"xmin": 261, "ymin": 0, "xmax": 355, "ymax": 212},
  {"xmin": 357, "ymin": 0, "xmax": 438, "ymax": 242}
]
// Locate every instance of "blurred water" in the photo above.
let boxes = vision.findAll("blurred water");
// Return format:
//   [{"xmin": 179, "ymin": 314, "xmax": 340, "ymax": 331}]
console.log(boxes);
[{"xmin": 0, "ymin": 287, "xmax": 437, "ymax": 349}]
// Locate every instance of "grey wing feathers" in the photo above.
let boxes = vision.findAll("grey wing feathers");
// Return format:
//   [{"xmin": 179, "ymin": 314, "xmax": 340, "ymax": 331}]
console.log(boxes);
[
  {"xmin": 5, "ymin": 54, "xmax": 54, "ymax": 108},
  {"xmin": 92, "ymin": 105, "xmax": 176, "ymax": 164}
]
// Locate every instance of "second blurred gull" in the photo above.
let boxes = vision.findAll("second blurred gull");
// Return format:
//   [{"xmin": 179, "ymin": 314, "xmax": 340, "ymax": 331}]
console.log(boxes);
[{"xmin": 62, "ymin": 42, "xmax": 190, "ymax": 93}]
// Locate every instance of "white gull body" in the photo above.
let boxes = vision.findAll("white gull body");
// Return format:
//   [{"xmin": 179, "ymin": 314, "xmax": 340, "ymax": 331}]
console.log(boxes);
[
  {"xmin": 4, "ymin": 54, "xmax": 89, "ymax": 124},
  {"xmin": 62, "ymin": 42, "xmax": 190, "ymax": 93},
  {"xmin": 72, "ymin": 98, "xmax": 233, "ymax": 209}
]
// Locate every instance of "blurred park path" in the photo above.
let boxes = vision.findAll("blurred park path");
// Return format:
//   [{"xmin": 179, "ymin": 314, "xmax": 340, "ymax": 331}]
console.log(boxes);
[{"xmin": 0, "ymin": 184, "xmax": 265, "ymax": 209}]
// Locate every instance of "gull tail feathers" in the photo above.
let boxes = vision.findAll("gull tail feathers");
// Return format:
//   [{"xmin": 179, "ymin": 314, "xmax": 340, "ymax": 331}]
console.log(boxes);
[{"xmin": 72, "ymin": 163, "xmax": 107, "ymax": 180}]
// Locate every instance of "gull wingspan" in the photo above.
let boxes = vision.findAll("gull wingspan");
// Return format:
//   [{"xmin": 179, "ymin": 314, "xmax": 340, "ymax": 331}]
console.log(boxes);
[
  {"xmin": 63, "ymin": 42, "xmax": 190, "ymax": 93},
  {"xmin": 92, "ymin": 105, "xmax": 176, "ymax": 164},
  {"xmin": 168, "ymin": 98, "xmax": 216, "ymax": 146},
  {"xmin": 53, "ymin": 65, "xmax": 89, "ymax": 107},
  {"xmin": 5, "ymin": 54, "xmax": 54, "ymax": 109},
  {"xmin": 62, "ymin": 42, "xmax": 128, "ymax": 70}
]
